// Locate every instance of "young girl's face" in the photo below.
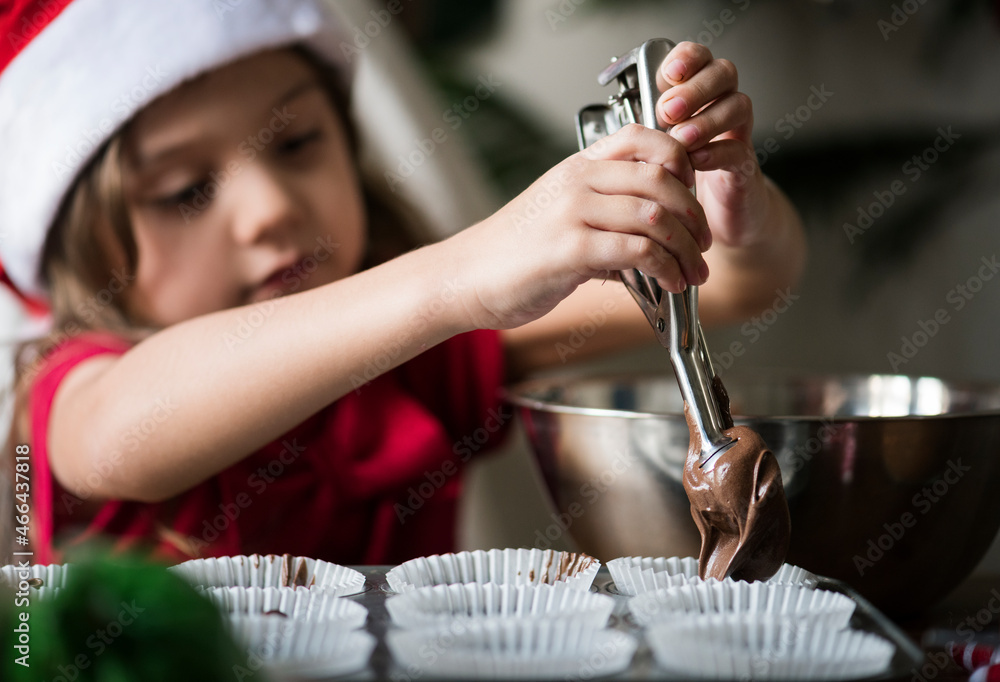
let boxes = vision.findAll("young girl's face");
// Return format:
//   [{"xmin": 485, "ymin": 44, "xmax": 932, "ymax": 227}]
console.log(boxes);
[{"xmin": 120, "ymin": 49, "xmax": 365, "ymax": 326}]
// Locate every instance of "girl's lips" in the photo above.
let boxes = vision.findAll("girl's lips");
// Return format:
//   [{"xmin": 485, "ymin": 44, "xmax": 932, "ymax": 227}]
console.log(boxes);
[
  {"xmin": 253, "ymin": 258, "xmax": 305, "ymax": 300},
  {"xmin": 263, "ymin": 264, "xmax": 295, "ymax": 288}
]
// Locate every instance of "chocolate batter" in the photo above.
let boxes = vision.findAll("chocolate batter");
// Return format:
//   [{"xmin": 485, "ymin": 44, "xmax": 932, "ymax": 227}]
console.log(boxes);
[
  {"xmin": 682, "ymin": 377, "xmax": 791, "ymax": 582},
  {"xmin": 530, "ymin": 551, "xmax": 597, "ymax": 584},
  {"xmin": 280, "ymin": 554, "xmax": 313, "ymax": 588}
]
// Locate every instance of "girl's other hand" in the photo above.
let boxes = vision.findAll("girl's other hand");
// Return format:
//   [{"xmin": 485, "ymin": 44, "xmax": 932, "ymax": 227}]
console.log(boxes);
[
  {"xmin": 449, "ymin": 123, "xmax": 710, "ymax": 331},
  {"xmin": 655, "ymin": 41, "xmax": 769, "ymax": 250}
]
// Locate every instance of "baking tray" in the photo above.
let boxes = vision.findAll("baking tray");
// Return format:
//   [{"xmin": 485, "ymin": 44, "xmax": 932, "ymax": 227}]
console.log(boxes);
[{"xmin": 331, "ymin": 566, "xmax": 925, "ymax": 681}]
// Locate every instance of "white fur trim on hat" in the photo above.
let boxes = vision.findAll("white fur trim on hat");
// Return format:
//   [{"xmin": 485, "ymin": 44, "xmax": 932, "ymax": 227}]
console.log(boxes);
[{"xmin": 0, "ymin": 0, "xmax": 351, "ymax": 299}]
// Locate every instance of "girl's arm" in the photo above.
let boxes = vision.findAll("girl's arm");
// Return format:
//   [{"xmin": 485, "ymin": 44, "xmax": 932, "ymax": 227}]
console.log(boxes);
[
  {"xmin": 48, "ymin": 244, "xmax": 470, "ymax": 503},
  {"xmin": 501, "ymin": 42, "xmax": 806, "ymax": 378},
  {"xmin": 47, "ymin": 124, "xmax": 710, "ymax": 503}
]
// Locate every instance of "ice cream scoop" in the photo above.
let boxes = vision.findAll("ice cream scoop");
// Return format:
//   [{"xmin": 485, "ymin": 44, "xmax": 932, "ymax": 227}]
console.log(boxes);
[{"xmin": 576, "ymin": 38, "xmax": 791, "ymax": 581}]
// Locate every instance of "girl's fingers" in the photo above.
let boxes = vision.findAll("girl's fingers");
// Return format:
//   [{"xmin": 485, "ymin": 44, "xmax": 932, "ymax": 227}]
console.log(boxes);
[
  {"xmin": 582, "ymin": 124, "xmax": 695, "ymax": 188},
  {"xmin": 584, "ymin": 159, "xmax": 711, "ymax": 251},
  {"xmin": 657, "ymin": 58, "xmax": 739, "ymax": 128},
  {"xmin": 578, "ymin": 228, "xmax": 690, "ymax": 294},
  {"xmin": 576, "ymin": 192, "xmax": 708, "ymax": 288},
  {"xmin": 689, "ymin": 138, "xmax": 759, "ymax": 177},
  {"xmin": 655, "ymin": 41, "xmax": 713, "ymax": 91},
  {"xmin": 669, "ymin": 91, "xmax": 754, "ymax": 150}
]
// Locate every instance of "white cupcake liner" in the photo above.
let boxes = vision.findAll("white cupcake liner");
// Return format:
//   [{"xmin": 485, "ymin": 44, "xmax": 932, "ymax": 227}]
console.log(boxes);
[
  {"xmin": 0, "ymin": 563, "xmax": 70, "ymax": 590},
  {"xmin": 608, "ymin": 556, "xmax": 818, "ymax": 596},
  {"xmin": 647, "ymin": 615, "xmax": 894, "ymax": 680},
  {"xmin": 386, "ymin": 618, "xmax": 637, "ymax": 679},
  {"xmin": 629, "ymin": 582, "xmax": 855, "ymax": 629},
  {"xmin": 386, "ymin": 549, "xmax": 600, "ymax": 593},
  {"xmin": 204, "ymin": 586, "xmax": 367, "ymax": 627},
  {"xmin": 386, "ymin": 582, "xmax": 614, "ymax": 629},
  {"xmin": 229, "ymin": 617, "xmax": 374, "ymax": 678},
  {"xmin": 169, "ymin": 554, "xmax": 364, "ymax": 596}
]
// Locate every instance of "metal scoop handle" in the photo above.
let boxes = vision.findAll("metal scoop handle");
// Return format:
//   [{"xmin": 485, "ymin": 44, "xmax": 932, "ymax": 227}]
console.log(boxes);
[{"xmin": 577, "ymin": 38, "xmax": 735, "ymax": 468}]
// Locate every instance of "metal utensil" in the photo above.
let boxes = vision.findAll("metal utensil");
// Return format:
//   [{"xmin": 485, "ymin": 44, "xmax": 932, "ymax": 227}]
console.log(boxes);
[{"xmin": 576, "ymin": 38, "xmax": 735, "ymax": 469}]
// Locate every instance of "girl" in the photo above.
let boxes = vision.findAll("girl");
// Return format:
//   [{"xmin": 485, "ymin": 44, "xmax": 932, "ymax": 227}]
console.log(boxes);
[{"xmin": 0, "ymin": 0, "xmax": 804, "ymax": 565}]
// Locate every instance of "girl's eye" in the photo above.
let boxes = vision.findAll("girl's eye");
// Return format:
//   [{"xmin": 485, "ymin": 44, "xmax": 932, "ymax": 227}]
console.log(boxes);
[
  {"xmin": 154, "ymin": 182, "xmax": 207, "ymax": 209},
  {"xmin": 279, "ymin": 130, "xmax": 321, "ymax": 155}
]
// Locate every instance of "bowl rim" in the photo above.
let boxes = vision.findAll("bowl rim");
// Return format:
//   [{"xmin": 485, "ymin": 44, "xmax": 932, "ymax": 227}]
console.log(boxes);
[{"xmin": 503, "ymin": 368, "xmax": 1000, "ymax": 422}]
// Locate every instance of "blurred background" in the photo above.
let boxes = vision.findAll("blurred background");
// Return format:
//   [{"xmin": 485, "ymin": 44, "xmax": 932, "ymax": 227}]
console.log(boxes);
[{"xmin": 2, "ymin": 0, "xmax": 999, "ymax": 574}]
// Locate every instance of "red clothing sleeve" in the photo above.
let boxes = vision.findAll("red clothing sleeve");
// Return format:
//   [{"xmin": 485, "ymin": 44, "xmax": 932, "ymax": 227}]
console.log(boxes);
[
  {"xmin": 26, "ymin": 328, "xmax": 509, "ymax": 566},
  {"xmin": 396, "ymin": 328, "xmax": 511, "ymax": 459},
  {"xmin": 28, "ymin": 332, "xmax": 132, "ymax": 564}
]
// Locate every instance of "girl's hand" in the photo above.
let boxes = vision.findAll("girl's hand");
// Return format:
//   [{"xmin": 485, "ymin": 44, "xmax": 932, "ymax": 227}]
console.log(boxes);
[
  {"xmin": 655, "ymin": 42, "xmax": 769, "ymax": 250},
  {"xmin": 450, "ymin": 124, "xmax": 711, "ymax": 330}
]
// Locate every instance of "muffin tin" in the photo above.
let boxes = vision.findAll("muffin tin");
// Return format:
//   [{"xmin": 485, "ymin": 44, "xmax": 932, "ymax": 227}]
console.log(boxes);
[
  {"xmin": 5, "ymin": 557, "xmax": 922, "ymax": 679},
  {"xmin": 344, "ymin": 564, "xmax": 922, "ymax": 680}
]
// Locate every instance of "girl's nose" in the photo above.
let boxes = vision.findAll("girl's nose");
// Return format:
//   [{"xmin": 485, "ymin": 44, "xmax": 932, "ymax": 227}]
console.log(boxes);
[{"xmin": 230, "ymin": 164, "xmax": 301, "ymax": 246}]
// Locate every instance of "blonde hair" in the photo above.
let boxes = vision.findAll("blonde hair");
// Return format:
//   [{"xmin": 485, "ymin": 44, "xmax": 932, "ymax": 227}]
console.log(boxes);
[{"xmin": 0, "ymin": 45, "xmax": 429, "ymax": 561}]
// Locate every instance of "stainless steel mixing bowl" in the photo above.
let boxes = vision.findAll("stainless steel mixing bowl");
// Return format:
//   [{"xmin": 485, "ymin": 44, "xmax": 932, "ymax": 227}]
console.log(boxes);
[{"xmin": 506, "ymin": 370, "xmax": 1000, "ymax": 615}]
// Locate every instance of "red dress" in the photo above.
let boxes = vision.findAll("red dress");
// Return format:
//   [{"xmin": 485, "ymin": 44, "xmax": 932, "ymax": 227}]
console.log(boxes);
[{"xmin": 28, "ymin": 330, "xmax": 508, "ymax": 565}]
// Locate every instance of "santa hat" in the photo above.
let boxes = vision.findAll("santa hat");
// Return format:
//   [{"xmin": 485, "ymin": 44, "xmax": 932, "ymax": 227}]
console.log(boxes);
[{"xmin": 0, "ymin": 0, "xmax": 352, "ymax": 310}]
